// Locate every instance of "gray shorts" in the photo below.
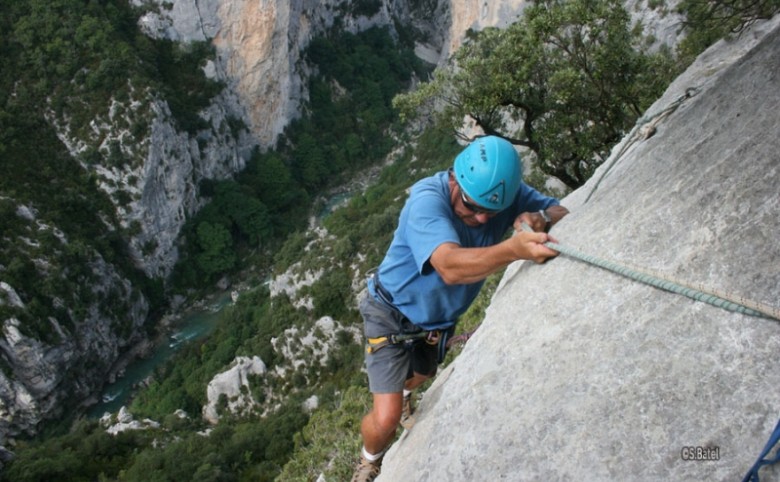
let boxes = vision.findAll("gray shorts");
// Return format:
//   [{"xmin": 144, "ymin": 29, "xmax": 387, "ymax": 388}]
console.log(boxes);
[{"xmin": 360, "ymin": 292, "xmax": 438, "ymax": 394}]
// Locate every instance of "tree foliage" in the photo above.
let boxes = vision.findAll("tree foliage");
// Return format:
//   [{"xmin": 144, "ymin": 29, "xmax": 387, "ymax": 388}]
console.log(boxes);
[
  {"xmin": 281, "ymin": 26, "xmax": 429, "ymax": 193},
  {"xmin": 1, "ymin": 419, "xmax": 152, "ymax": 482},
  {"xmin": 676, "ymin": 0, "xmax": 780, "ymax": 65},
  {"xmin": 394, "ymin": 0, "xmax": 679, "ymax": 189}
]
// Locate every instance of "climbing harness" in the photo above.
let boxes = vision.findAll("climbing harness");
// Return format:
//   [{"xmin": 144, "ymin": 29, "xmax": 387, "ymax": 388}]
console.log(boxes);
[
  {"xmin": 366, "ymin": 271, "xmax": 455, "ymax": 363},
  {"xmin": 518, "ymin": 223, "xmax": 780, "ymax": 321},
  {"xmin": 742, "ymin": 418, "xmax": 780, "ymax": 482},
  {"xmin": 584, "ymin": 86, "xmax": 701, "ymax": 204},
  {"xmin": 365, "ymin": 267, "xmax": 479, "ymax": 361},
  {"xmin": 367, "ymin": 329, "xmax": 456, "ymax": 364},
  {"xmin": 366, "ymin": 330, "xmax": 440, "ymax": 354}
]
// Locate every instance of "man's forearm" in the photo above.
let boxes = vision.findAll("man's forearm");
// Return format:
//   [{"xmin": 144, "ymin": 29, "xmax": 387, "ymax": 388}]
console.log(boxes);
[
  {"xmin": 430, "ymin": 230, "xmax": 558, "ymax": 285},
  {"xmin": 430, "ymin": 242, "xmax": 518, "ymax": 285}
]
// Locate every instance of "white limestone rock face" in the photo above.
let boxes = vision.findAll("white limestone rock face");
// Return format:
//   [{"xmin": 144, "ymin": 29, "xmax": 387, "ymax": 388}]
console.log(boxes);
[
  {"xmin": 0, "ymin": 250, "xmax": 149, "ymax": 442},
  {"xmin": 271, "ymin": 316, "xmax": 358, "ymax": 376},
  {"xmin": 136, "ymin": 0, "xmax": 337, "ymax": 147},
  {"xmin": 50, "ymin": 85, "xmax": 251, "ymax": 279},
  {"xmin": 203, "ymin": 356, "xmax": 267, "ymax": 424},
  {"xmin": 378, "ymin": 16, "xmax": 780, "ymax": 482},
  {"xmin": 120, "ymin": 96, "xmax": 250, "ymax": 278},
  {"xmin": 101, "ymin": 406, "xmax": 160, "ymax": 435}
]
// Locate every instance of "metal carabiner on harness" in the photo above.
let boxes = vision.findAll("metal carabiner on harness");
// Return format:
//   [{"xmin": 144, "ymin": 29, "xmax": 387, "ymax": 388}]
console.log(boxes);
[{"xmin": 366, "ymin": 331, "xmax": 434, "ymax": 354}]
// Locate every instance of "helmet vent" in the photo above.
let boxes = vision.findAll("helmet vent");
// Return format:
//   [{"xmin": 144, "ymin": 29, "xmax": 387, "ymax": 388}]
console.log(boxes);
[{"xmin": 479, "ymin": 180, "xmax": 506, "ymax": 207}]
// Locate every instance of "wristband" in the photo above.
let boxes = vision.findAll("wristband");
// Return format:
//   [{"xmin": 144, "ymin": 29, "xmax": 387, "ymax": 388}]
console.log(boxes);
[{"xmin": 539, "ymin": 209, "xmax": 552, "ymax": 233}]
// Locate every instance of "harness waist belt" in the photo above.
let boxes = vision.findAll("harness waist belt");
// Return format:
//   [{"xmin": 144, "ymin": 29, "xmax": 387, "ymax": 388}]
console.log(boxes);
[
  {"xmin": 373, "ymin": 273, "xmax": 394, "ymax": 305},
  {"xmin": 366, "ymin": 273, "xmax": 458, "ymax": 363},
  {"xmin": 366, "ymin": 331, "xmax": 440, "ymax": 354}
]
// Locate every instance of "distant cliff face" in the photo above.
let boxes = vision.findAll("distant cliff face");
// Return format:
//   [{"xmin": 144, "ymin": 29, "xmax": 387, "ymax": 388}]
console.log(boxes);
[
  {"xmin": 0, "ymin": 236, "xmax": 149, "ymax": 442},
  {"xmin": 138, "ymin": 0, "xmax": 397, "ymax": 148},
  {"xmin": 379, "ymin": 16, "xmax": 780, "ymax": 481},
  {"xmin": 0, "ymin": 0, "xmax": 433, "ymax": 446},
  {"xmin": 136, "ymin": 0, "xmax": 528, "ymax": 153},
  {"xmin": 126, "ymin": 0, "xmax": 683, "ymax": 278}
]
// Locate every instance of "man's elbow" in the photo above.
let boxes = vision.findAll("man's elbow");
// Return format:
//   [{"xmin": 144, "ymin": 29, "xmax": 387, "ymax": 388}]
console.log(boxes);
[
  {"xmin": 439, "ymin": 271, "xmax": 460, "ymax": 285},
  {"xmin": 435, "ymin": 266, "xmax": 463, "ymax": 285},
  {"xmin": 429, "ymin": 245, "xmax": 463, "ymax": 285}
]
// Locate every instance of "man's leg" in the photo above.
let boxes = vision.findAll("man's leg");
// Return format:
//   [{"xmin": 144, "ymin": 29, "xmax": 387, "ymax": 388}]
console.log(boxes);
[
  {"xmin": 399, "ymin": 338, "xmax": 439, "ymax": 430},
  {"xmin": 361, "ymin": 371, "xmax": 431, "ymax": 452},
  {"xmin": 354, "ymin": 293, "xmax": 434, "ymax": 480},
  {"xmin": 352, "ymin": 392, "xmax": 402, "ymax": 482},
  {"xmin": 361, "ymin": 392, "xmax": 403, "ymax": 455},
  {"xmin": 404, "ymin": 372, "xmax": 430, "ymax": 391}
]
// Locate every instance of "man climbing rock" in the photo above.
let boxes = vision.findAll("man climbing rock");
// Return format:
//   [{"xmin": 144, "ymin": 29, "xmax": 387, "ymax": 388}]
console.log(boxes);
[{"xmin": 351, "ymin": 135, "xmax": 569, "ymax": 481}]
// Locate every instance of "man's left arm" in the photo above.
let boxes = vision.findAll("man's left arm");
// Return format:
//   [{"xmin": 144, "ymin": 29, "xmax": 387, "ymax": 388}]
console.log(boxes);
[
  {"xmin": 515, "ymin": 205, "xmax": 569, "ymax": 233},
  {"xmin": 430, "ymin": 229, "xmax": 559, "ymax": 285}
]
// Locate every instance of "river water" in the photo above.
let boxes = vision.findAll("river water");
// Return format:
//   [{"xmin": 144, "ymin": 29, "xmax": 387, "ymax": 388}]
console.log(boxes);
[
  {"xmin": 87, "ymin": 185, "xmax": 363, "ymax": 419},
  {"xmin": 87, "ymin": 292, "xmax": 233, "ymax": 417}
]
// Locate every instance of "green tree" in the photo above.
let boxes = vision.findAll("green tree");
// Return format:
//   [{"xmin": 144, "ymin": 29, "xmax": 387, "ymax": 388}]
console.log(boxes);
[
  {"xmin": 309, "ymin": 268, "xmax": 355, "ymax": 320},
  {"xmin": 294, "ymin": 132, "xmax": 328, "ymax": 190},
  {"xmin": 211, "ymin": 181, "xmax": 272, "ymax": 246},
  {"xmin": 676, "ymin": 0, "xmax": 780, "ymax": 65},
  {"xmin": 393, "ymin": 0, "xmax": 678, "ymax": 189},
  {"xmin": 195, "ymin": 221, "xmax": 236, "ymax": 278},
  {"xmin": 1, "ymin": 419, "xmax": 148, "ymax": 482},
  {"xmin": 239, "ymin": 150, "xmax": 307, "ymax": 221}
]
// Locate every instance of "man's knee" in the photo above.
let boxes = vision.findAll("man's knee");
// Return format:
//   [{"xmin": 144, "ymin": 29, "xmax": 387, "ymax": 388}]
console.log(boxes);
[
  {"xmin": 369, "ymin": 393, "xmax": 403, "ymax": 432},
  {"xmin": 371, "ymin": 404, "xmax": 401, "ymax": 432}
]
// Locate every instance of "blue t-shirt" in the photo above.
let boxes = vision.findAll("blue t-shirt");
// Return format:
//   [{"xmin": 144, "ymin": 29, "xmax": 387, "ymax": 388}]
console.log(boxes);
[{"xmin": 373, "ymin": 170, "xmax": 560, "ymax": 330}]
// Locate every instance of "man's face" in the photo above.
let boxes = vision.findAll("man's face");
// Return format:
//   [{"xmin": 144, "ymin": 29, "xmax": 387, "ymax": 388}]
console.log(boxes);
[{"xmin": 454, "ymin": 184, "xmax": 499, "ymax": 226}]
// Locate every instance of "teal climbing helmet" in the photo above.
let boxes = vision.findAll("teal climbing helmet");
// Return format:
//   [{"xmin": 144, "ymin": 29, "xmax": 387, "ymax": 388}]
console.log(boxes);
[{"xmin": 453, "ymin": 135, "xmax": 523, "ymax": 212}]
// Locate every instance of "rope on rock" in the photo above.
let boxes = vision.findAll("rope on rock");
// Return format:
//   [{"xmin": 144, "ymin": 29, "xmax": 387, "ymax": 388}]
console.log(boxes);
[
  {"xmin": 514, "ymin": 219, "xmax": 779, "ymax": 480},
  {"xmin": 521, "ymin": 223, "xmax": 780, "ymax": 321},
  {"xmin": 584, "ymin": 86, "xmax": 701, "ymax": 204}
]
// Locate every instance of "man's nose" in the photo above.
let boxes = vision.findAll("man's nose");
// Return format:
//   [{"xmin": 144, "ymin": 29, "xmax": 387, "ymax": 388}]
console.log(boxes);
[{"xmin": 474, "ymin": 213, "xmax": 491, "ymax": 224}]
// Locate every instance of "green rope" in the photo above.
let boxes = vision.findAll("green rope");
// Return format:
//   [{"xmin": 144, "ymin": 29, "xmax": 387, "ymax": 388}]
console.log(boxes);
[
  {"xmin": 584, "ymin": 87, "xmax": 700, "ymax": 204},
  {"xmin": 521, "ymin": 224, "xmax": 780, "ymax": 321}
]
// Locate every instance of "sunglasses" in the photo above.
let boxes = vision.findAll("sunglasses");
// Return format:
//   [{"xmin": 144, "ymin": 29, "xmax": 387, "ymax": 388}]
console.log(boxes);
[{"xmin": 459, "ymin": 190, "xmax": 500, "ymax": 215}]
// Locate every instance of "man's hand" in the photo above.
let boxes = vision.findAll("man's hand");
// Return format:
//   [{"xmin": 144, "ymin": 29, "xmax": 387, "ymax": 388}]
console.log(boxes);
[
  {"xmin": 507, "ymin": 230, "xmax": 559, "ymax": 264},
  {"xmin": 514, "ymin": 205, "xmax": 570, "ymax": 233},
  {"xmin": 515, "ymin": 211, "xmax": 548, "ymax": 233},
  {"xmin": 431, "ymin": 231, "xmax": 559, "ymax": 284}
]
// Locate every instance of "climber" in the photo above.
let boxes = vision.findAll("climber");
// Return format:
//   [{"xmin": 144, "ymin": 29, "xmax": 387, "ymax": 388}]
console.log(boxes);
[{"xmin": 351, "ymin": 135, "xmax": 569, "ymax": 481}]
